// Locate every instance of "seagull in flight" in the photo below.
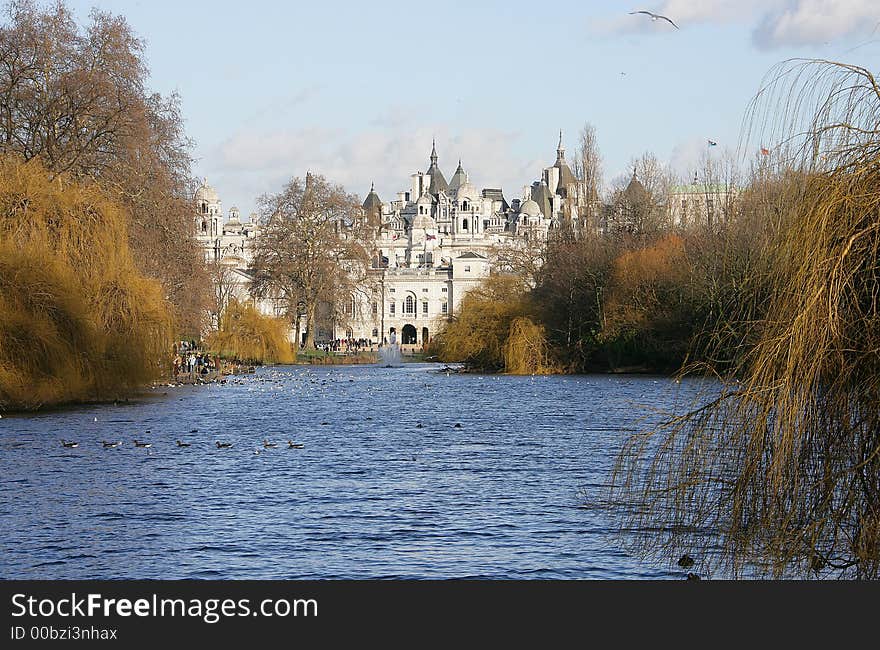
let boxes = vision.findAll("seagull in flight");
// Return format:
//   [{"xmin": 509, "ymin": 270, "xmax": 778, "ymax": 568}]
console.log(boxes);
[{"xmin": 629, "ymin": 10, "xmax": 679, "ymax": 30}]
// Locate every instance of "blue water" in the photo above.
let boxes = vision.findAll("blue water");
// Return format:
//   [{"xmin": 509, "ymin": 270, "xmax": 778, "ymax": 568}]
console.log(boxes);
[{"xmin": 0, "ymin": 364, "xmax": 712, "ymax": 579}]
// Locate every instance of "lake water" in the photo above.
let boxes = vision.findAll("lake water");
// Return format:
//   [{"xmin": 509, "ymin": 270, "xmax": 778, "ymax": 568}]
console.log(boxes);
[{"xmin": 0, "ymin": 364, "xmax": 713, "ymax": 579}]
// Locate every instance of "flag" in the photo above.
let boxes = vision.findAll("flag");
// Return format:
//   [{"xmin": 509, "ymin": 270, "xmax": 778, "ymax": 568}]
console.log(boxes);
[
  {"xmin": 707, "ymin": 139, "xmax": 717, "ymax": 146},
  {"xmin": 761, "ymin": 146, "xmax": 770, "ymax": 155},
  {"xmin": 426, "ymin": 234, "xmax": 436, "ymax": 240}
]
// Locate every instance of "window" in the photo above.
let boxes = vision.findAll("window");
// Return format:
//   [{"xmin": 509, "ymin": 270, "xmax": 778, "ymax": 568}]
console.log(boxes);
[
  {"xmin": 404, "ymin": 295, "xmax": 415, "ymax": 314},
  {"xmin": 372, "ymin": 302, "xmax": 378, "ymax": 315},
  {"xmin": 390, "ymin": 303, "xmax": 396, "ymax": 315},
  {"xmin": 464, "ymin": 265, "xmax": 471, "ymax": 272},
  {"xmin": 483, "ymin": 220, "xmax": 489, "ymax": 230},
  {"xmin": 441, "ymin": 287, "xmax": 448, "ymax": 293},
  {"xmin": 389, "ymin": 288, "xmax": 395, "ymax": 293},
  {"xmin": 441, "ymin": 302, "xmax": 448, "ymax": 314},
  {"xmin": 372, "ymin": 328, "xmax": 379, "ymax": 339},
  {"xmin": 422, "ymin": 288, "xmax": 428, "ymax": 293},
  {"xmin": 462, "ymin": 201, "xmax": 469, "ymax": 211},
  {"xmin": 422, "ymin": 301, "xmax": 428, "ymax": 314},
  {"xmin": 462, "ymin": 219, "xmax": 468, "ymax": 231}
]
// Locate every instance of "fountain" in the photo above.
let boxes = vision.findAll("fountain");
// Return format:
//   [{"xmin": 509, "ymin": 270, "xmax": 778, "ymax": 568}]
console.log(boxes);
[{"xmin": 379, "ymin": 327, "xmax": 402, "ymax": 367}]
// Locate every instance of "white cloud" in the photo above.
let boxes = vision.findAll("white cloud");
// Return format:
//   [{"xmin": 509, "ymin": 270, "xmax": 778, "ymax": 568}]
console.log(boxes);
[
  {"xmin": 753, "ymin": 0, "xmax": 879, "ymax": 49},
  {"xmin": 591, "ymin": 1, "xmax": 877, "ymax": 49},
  {"xmin": 202, "ymin": 120, "xmax": 544, "ymax": 217}
]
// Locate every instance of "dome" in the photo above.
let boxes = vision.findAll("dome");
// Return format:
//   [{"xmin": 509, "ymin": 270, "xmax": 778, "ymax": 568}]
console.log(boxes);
[
  {"xmin": 362, "ymin": 182, "xmax": 382, "ymax": 212},
  {"xmin": 416, "ymin": 192, "xmax": 435, "ymax": 206},
  {"xmin": 624, "ymin": 172, "xmax": 650, "ymax": 204},
  {"xmin": 227, "ymin": 207, "xmax": 241, "ymax": 225},
  {"xmin": 426, "ymin": 140, "xmax": 448, "ymax": 195},
  {"xmin": 520, "ymin": 199, "xmax": 541, "ymax": 217},
  {"xmin": 194, "ymin": 179, "xmax": 219, "ymax": 203},
  {"xmin": 448, "ymin": 160, "xmax": 468, "ymax": 194}
]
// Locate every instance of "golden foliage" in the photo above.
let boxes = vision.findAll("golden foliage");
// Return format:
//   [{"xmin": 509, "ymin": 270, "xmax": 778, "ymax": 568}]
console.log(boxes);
[
  {"xmin": 434, "ymin": 275, "xmax": 531, "ymax": 372},
  {"xmin": 0, "ymin": 156, "xmax": 172, "ymax": 410},
  {"xmin": 503, "ymin": 317, "xmax": 559, "ymax": 375},
  {"xmin": 614, "ymin": 60, "xmax": 880, "ymax": 578},
  {"xmin": 207, "ymin": 300, "xmax": 294, "ymax": 365},
  {"xmin": 603, "ymin": 234, "xmax": 688, "ymax": 335}
]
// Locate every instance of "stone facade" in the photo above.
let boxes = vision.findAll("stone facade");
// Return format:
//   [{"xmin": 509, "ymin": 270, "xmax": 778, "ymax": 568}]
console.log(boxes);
[{"xmin": 193, "ymin": 134, "xmax": 593, "ymax": 346}]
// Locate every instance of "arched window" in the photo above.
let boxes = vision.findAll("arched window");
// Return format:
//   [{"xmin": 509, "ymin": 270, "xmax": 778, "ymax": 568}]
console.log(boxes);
[
  {"xmin": 404, "ymin": 295, "xmax": 415, "ymax": 314},
  {"xmin": 462, "ymin": 201, "xmax": 469, "ymax": 211},
  {"xmin": 462, "ymin": 219, "xmax": 468, "ymax": 231}
]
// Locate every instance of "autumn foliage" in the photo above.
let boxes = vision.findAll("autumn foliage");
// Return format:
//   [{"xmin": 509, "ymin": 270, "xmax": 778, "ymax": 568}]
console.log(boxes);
[
  {"xmin": 0, "ymin": 157, "xmax": 171, "ymax": 410},
  {"xmin": 207, "ymin": 300, "xmax": 294, "ymax": 365}
]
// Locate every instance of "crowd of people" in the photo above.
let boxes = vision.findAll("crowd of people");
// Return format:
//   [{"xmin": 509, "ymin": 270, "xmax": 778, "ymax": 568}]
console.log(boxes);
[
  {"xmin": 309, "ymin": 338, "xmax": 374, "ymax": 355},
  {"xmin": 172, "ymin": 341, "xmax": 220, "ymax": 379}
]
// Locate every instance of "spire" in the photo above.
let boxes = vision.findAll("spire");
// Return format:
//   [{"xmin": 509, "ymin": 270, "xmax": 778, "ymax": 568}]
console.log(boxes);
[
  {"xmin": 430, "ymin": 138, "xmax": 438, "ymax": 166},
  {"xmin": 556, "ymin": 130, "xmax": 565, "ymax": 163},
  {"xmin": 370, "ymin": 181, "xmax": 375, "ymax": 192}
]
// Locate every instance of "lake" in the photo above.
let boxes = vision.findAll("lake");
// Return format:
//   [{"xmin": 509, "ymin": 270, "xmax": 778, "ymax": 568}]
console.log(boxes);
[{"xmin": 0, "ymin": 364, "xmax": 712, "ymax": 579}]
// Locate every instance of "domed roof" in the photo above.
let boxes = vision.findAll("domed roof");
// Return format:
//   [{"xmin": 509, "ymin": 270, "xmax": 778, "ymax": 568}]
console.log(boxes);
[
  {"xmin": 416, "ymin": 191, "xmax": 435, "ymax": 206},
  {"xmin": 362, "ymin": 182, "xmax": 382, "ymax": 212},
  {"xmin": 520, "ymin": 199, "xmax": 541, "ymax": 217},
  {"xmin": 426, "ymin": 140, "xmax": 448, "ymax": 195},
  {"xmin": 531, "ymin": 180, "xmax": 553, "ymax": 220},
  {"xmin": 553, "ymin": 131, "xmax": 578, "ymax": 197},
  {"xmin": 194, "ymin": 178, "xmax": 219, "ymax": 203},
  {"xmin": 227, "ymin": 207, "xmax": 241, "ymax": 225},
  {"xmin": 624, "ymin": 171, "xmax": 650, "ymax": 203},
  {"xmin": 448, "ymin": 160, "xmax": 468, "ymax": 194}
]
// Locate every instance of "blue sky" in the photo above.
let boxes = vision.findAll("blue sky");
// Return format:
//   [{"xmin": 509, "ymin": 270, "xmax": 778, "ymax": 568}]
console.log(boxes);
[{"xmin": 63, "ymin": 0, "xmax": 878, "ymax": 217}]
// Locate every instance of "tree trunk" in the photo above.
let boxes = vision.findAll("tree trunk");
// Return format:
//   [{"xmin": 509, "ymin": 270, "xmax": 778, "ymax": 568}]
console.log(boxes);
[
  {"xmin": 292, "ymin": 315, "xmax": 301, "ymax": 362},
  {"xmin": 304, "ymin": 301, "xmax": 317, "ymax": 350}
]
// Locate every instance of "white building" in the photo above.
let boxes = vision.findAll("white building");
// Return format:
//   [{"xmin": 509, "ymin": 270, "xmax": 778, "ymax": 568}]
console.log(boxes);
[
  {"xmin": 668, "ymin": 174, "xmax": 738, "ymax": 230},
  {"xmin": 193, "ymin": 134, "xmax": 592, "ymax": 348}
]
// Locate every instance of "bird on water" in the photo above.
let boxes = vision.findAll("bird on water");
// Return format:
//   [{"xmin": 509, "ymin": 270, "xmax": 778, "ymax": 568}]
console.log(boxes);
[
  {"xmin": 101, "ymin": 440, "xmax": 121, "ymax": 448},
  {"xmin": 176, "ymin": 440, "xmax": 191, "ymax": 447},
  {"xmin": 134, "ymin": 440, "xmax": 151, "ymax": 448},
  {"xmin": 61, "ymin": 440, "xmax": 79, "ymax": 448},
  {"xmin": 677, "ymin": 554, "xmax": 695, "ymax": 568},
  {"xmin": 287, "ymin": 441, "xmax": 305, "ymax": 449},
  {"xmin": 263, "ymin": 440, "xmax": 278, "ymax": 449},
  {"xmin": 216, "ymin": 441, "xmax": 233, "ymax": 448}
]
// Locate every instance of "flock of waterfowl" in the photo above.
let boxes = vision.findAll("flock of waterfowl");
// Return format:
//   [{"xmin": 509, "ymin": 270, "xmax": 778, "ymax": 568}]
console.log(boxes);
[
  {"xmin": 59, "ymin": 435, "xmax": 306, "ymax": 452},
  {"xmin": 61, "ymin": 438, "xmax": 305, "ymax": 449}
]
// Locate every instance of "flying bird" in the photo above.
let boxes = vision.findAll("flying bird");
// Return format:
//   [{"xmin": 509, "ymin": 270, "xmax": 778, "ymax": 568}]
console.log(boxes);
[{"xmin": 629, "ymin": 10, "xmax": 679, "ymax": 30}]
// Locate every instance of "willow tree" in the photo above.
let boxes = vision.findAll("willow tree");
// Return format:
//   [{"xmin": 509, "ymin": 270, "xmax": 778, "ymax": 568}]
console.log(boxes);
[
  {"xmin": 612, "ymin": 60, "xmax": 880, "ymax": 579},
  {"xmin": 0, "ymin": 0, "xmax": 208, "ymax": 331},
  {"xmin": 251, "ymin": 173, "xmax": 370, "ymax": 351}
]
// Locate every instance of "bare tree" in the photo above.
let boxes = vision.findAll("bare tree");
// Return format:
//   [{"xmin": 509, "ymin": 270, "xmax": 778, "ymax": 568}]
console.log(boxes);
[
  {"xmin": 207, "ymin": 259, "xmax": 239, "ymax": 328},
  {"xmin": 573, "ymin": 122, "xmax": 603, "ymax": 231},
  {"xmin": 0, "ymin": 0, "xmax": 208, "ymax": 332},
  {"xmin": 251, "ymin": 173, "xmax": 370, "ymax": 350},
  {"xmin": 607, "ymin": 152, "xmax": 673, "ymax": 239}
]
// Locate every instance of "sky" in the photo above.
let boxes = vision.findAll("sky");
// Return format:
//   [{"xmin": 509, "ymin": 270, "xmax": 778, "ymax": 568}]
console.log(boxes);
[{"xmin": 62, "ymin": 0, "xmax": 880, "ymax": 218}]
